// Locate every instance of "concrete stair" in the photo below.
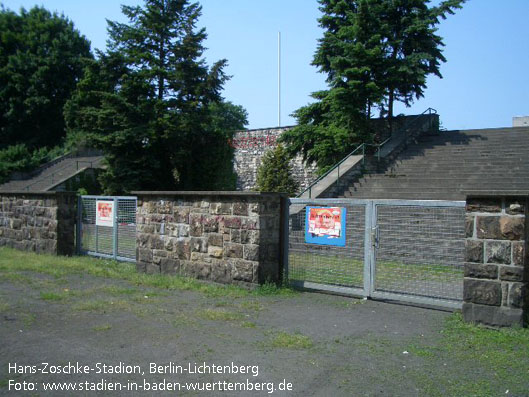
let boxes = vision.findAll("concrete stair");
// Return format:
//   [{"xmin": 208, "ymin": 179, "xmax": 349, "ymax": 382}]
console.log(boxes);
[
  {"xmin": 340, "ymin": 127, "xmax": 529, "ymax": 200},
  {"xmin": 0, "ymin": 152, "xmax": 104, "ymax": 192}
]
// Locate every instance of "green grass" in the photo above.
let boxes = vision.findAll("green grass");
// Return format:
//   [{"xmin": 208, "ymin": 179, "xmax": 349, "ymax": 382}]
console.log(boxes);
[
  {"xmin": 0, "ymin": 300, "xmax": 9, "ymax": 312},
  {"xmin": 0, "ymin": 247, "xmax": 293, "ymax": 299},
  {"xmin": 40, "ymin": 291, "xmax": 67, "ymax": 301},
  {"xmin": 406, "ymin": 313, "xmax": 529, "ymax": 396},
  {"xmin": 196, "ymin": 309, "xmax": 244, "ymax": 322},
  {"xmin": 92, "ymin": 324, "xmax": 112, "ymax": 332},
  {"xmin": 267, "ymin": 331, "xmax": 313, "ymax": 350}
]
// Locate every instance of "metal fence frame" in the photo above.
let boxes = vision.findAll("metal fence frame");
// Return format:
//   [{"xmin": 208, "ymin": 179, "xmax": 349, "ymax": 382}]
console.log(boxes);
[
  {"xmin": 288, "ymin": 198, "xmax": 465, "ymax": 309},
  {"xmin": 77, "ymin": 195, "xmax": 137, "ymax": 263}
]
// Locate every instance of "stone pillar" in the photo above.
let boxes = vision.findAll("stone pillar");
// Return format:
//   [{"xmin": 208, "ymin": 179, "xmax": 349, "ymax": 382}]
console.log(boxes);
[{"xmin": 463, "ymin": 196, "xmax": 528, "ymax": 327}]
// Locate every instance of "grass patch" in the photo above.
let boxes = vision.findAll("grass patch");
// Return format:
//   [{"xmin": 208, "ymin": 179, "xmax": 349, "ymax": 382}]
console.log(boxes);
[
  {"xmin": 92, "ymin": 324, "xmax": 112, "ymax": 332},
  {"xmin": 239, "ymin": 300, "xmax": 264, "ymax": 312},
  {"xmin": 196, "ymin": 309, "xmax": 244, "ymax": 322},
  {"xmin": 0, "ymin": 247, "xmax": 293, "ymax": 299},
  {"xmin": 40, "ymin": 291, "xmax": 67, "ymax": 301},
  {"xmin": 0, "ymin": 272, "xmax": 34, "ymax": 285},
  {"xmin": 407, "ymin": 313, "xmax": 529, "ymax": 396},
  {"xmin": 268, "ymin": 331, "xmax": 313, "ymax": 349},
  {"xmin": 240, "ymin": 321, "xmax": 257, "ymax": 328},
  {"xmin": 73, "ymin": 299, "xmax": 129, "ymax": 312},
  {"xmin": 21, "ymin": 313, "xmax": 36, "ymax": 327},
  {"xmin": 172, "ymin": 313, "xmax": 198, "ymax": 328},
  {"xmin": 0, "ymin": 301, "xmax": 9, "ymax": 312}
]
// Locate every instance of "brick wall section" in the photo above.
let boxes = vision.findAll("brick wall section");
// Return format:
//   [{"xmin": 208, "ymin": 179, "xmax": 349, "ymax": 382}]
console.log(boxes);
[
  {"xmin": 463, "ymin": 196, "xmax": 528, "ymax": 327},
  {"xmin": 0, "ymin": 192, "xmax": 77, "ymax": 255},
  {"xmin": 133, "ymin": 192, "xmax": 287, "ymax": 287}
]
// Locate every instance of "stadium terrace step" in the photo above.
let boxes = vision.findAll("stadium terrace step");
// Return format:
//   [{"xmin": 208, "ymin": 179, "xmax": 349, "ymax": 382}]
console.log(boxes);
[{"xmin": 336, "ymin": 126, "xmax": 529, "ymax": 200}]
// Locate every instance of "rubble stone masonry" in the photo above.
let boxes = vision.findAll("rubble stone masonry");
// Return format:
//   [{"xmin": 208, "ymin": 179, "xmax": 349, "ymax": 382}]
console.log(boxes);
[
  {"xmin": 463, "ymin": 195, "xmax": 528, "ymax": 327},
  {"xmin": 133, "ymin": 191, "xmax": 287, "ymax": 287},
  {"xmin": 0, "ymin": 192, "xmax": 76, "ymax": 255}
]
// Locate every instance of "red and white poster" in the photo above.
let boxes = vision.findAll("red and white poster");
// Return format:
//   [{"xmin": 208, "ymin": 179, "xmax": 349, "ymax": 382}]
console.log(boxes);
[
  {"xmin": 96, "ymin": 200, "xmax": 114, "ymax": 227},
  {"xmin": 307, "ymin": 207, "xmax": 343, "ymax": 238}
]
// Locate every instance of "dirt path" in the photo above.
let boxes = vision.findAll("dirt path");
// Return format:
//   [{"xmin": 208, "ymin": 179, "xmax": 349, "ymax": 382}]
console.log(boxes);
[{"xmin": 0, "ymin": 270, "xmax": 515, "ymax": 396}]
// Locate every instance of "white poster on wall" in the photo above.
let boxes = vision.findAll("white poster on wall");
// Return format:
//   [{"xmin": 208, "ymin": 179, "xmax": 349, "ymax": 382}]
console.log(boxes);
[{"xmin": 96, "ymin": 200, "xmax": 114, "ymax": 227}]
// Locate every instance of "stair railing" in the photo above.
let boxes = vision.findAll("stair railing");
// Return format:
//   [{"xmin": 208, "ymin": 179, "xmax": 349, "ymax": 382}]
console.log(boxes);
[{"xmin": 296, "ymin": 108, "xmax": 438, "ymax": 198}]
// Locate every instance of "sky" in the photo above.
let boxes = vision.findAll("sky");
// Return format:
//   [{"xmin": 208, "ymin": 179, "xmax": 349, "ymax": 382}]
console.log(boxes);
[{"xmin": 2, "ymin": 0, "xmax": 528, "ymax": 131}]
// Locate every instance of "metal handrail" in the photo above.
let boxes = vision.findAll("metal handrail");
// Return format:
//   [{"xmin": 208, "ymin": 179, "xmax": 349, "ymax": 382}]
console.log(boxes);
[
  {"xmin": 297, "ymin": 108, "xmax": 437, "ymax": 198},
  {"xmin": 24, "ymin": 160, "xmax": 95, "ymax": 191}
]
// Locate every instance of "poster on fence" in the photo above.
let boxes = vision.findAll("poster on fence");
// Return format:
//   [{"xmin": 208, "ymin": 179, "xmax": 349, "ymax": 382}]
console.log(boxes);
[
  {"xmin": 305, "ymin": 206, "xmax": 346, "ymax": 246},
  {"xmin": 96, "ymin": 200, "xmax": 114, "ymax": 227}
]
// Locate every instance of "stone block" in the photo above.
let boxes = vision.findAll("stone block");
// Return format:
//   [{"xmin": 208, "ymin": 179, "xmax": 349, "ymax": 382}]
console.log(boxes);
[
  {"xmin": 485, "ymin": 241, "xmax": 511, "ymax": 264},
  {"xmin": 465, "ymin": 216, "xmax": 474, "ymax": 238},
  {"xmin": 210, "ymin": 202, "xmax": 232, "ymax": 215},
  {"xmin": 190, "ymin": 237, "xmax": 208, "ymax": 253},
  {"xmin": 464, "ymin": 263, "xmax": 498, "ymax": 279},
  {"xmin": 208, "ymin": 246, "xmax": 223, "ymax": 258},
  {"xmin": 160, "ymin": 258, "xmax": 179, "ymax": 275},
  {"xmin": 174, "ymin": 207, "xmax": 190, "ymax": 223},
  {"xmin": 156, "ymin": 200, "xmax": 173, "ymax": 214},
  {"xmin": 224, "ymin": 217, "xmax": 242, "ymax": 229},
  {"xmin": 138, "ymin": 248, "xmax": 153, "ymax": 263},
  {"xmin": 499, "ymin": 216, "xmax": 524, "ymax": 240},
  {"xmin": 466, "ymin": 198, "xmax": 502, "ymax": 213},
  {"xmin": 465, "ymin": 240, "xmax": 483, "ymax": 263},
  {"xmin": 233, "ymin": 202, "xmax": 249, "ymax": 216},
  {"xmin": 476, "ymin": 216, "xmax": 501, "ymax": 239},
  {"xmin": 499, "ymin": 266, "xmax": 524, "ymax": 282},
  {"xmin": 202, "ymin": 215, "xmax": 219, "ymax": 233},
  {"xmin": 241, "ymin": 217, "xmax": 259, "ymax": 230},
  {"xmin": 224, "ymin": 243, "xmax": 243, "ymax": 258},
  {"xmin": 175, "ymin": 239, "xmax": 190, "ymax": 260},
  {"xmin": 196, "ymin": 262, "xmax": 212, "ymax": 280},
  {"xmin": 505, "ymin": 199, "xmax": 525, "ymax": 215},
  {"xmin": 230, "ymin": 229, "xmax": 241, "ymax": 243},
  {"xmin": 231, "ymin": 259, "xmax": 255, "ymax": 282},
  {"xmin": 208, "ymin": 233, "xmax": 224, "ymax": 247},
  {"xmin": 462, "ymin": 303, "xmax": 524, "ymax": 327},
  {"xmin": 508, "ymin": 283, "xmax": 525, "ymax": 308},
  {"xmin": 512, "ymin": 242, "xmax": 525, "ymax": 266},
  {"xmin": 243, "ymin": 244, "xmax": 260, "ymax": 261},
  {"xmin": 149, "ymin": 235, "xmax": 164, "ymax": 250},
  {"xmin": 463, "ymin": 279, "xmax": 502, "ymax": 306},
  {"xmin": 210, "ymin": 261, "xmax": 231, "ymax": 284},
  {"xmin": 145, "ymin": 263, "xmax": 160, "ymax": 274},
  {"xmin": 189, "ymin": 214, "xmax": 203, "ymax": 237}
]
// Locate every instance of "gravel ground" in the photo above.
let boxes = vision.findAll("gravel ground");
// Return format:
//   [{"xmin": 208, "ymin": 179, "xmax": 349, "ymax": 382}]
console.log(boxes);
[{"xmin": 0, "ymin": 270, "xmax": 503, "ymax": 396}]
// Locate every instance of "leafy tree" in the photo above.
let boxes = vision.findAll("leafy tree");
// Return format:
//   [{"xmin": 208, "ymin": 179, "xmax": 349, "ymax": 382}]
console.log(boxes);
[
  {"xmin": 281, "ymin": 0, "xmax": 464, "ymax": 172},
  {"xmin": 65, "ymin": 0, "xmax": 244, "ymax": 193},
  {"xmin": 0, "ymin": 6, "xmax": 92, "ymax": 149},
  {"xmin": 256, "ymin": 144, "xmax": 299, "ymax": 196}
]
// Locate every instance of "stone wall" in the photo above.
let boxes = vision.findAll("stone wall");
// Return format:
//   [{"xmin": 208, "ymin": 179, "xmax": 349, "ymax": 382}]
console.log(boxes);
[
  {"xmin": 134, "ymin": 191, "xmax": 287, "ymax": 287},
  {"xmin": 463, "ymin": 196, "xmax": 528, "ymax": 327},
  {"xmin": 0, "ymin": 192, "xmax": 77, "ymax": 255},
  {"xmin": 232, "ymin": 127, "xmax": 318, "ymax": 193}
]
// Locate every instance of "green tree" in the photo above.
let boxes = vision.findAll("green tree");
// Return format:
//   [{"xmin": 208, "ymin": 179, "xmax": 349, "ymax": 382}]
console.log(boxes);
[
  {"xmin": 281, "ymin": 0, "xmax": 463, "ymax": 172},
  {"xmin": 256, "ymin": 145, "xmax": 299, "ymax": 196},
  {"xmin": 65, "ymin": 0, "xmax": 244, "ymax": 193},
  {"xmin": 0, "ymin": 6, "xmax": 92, "ymax": 149}
]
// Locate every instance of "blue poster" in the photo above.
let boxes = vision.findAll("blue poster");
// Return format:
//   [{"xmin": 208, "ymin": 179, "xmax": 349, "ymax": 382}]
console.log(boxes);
[{"xmin": 304, "ymin": 206, "xmax": 346, "ymax": 246}]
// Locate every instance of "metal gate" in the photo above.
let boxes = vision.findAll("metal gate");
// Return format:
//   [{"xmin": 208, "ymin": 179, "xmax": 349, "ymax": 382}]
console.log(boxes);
[
  {"xmin": 288, "ymin": 198, "xmax": 466, "ymax": 309},
  {"xmin": 77, "ymin": 196, "xmax": 137, "ymax": 262}
]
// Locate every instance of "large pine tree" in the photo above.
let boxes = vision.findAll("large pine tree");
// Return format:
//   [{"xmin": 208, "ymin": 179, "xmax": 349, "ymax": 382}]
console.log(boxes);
[
  {"xmin": 281, "ymin": 0, "xmax": 464, "ymax": 172},
  {"xmin": 65, "ymin": 0, "xmax": 245, "ymax": 193}
]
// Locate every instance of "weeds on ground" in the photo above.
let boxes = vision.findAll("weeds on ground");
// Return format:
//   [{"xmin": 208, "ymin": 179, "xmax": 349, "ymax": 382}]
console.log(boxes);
[
  {"xmin": 0, "ymin": 247, "xmax": 295, "ymax": 299},
  {"xmin": 267, "ymin": 331, "xmax": 313, "ymax": 350}
]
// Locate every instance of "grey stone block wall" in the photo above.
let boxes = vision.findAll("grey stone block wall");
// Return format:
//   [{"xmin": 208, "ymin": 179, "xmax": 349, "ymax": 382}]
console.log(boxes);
[
  {"xmin": 463, "ymin": 196, "xmax": 528, "ymax": 327},
  {"xmin": 134, "ymin": 192, "xmax": 286, "ymax": 287},
  {"xmin": 232, "ymin": 127, "xmax": 318, "ymax": 193},
  {"xmin": 0, "ymin": 192, "xmax": 77, "ymax": 255}
]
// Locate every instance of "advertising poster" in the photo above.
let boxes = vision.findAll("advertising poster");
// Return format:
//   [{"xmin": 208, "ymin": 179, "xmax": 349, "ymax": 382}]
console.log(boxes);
[
  {"xmin": 96, "ymin": 200, "xmax": 114, "ymax": 227},
  {"xmin": 304, "ymin": 206, "xmax": 346, "ymax": 246}
]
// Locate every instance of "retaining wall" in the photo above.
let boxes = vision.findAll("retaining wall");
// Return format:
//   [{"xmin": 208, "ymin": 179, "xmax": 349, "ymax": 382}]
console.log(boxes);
[
  {"xmin": 133, "ymin": 191, "xmax": 287, "ymax": 287},
  {"xmin": 463, "ymin": 195, "xmax": 528, "ymax": 327},
  {"xmin": 0, "ymin": 192, "xmax": 77, "ymax": 255}
]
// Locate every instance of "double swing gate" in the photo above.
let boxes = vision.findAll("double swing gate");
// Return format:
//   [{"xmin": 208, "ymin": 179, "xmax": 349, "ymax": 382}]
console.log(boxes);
[
  {"xmin": 288, "ymin": 199, "xmax": 466, "ymax": 309},
  {"xmin": 77, "ymin": 196, "xmax": 137, "ymax": 262}
]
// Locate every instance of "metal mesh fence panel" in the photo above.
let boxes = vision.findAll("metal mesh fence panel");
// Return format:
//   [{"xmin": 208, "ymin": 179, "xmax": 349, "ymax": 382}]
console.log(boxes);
[
  {"xmin": 374, "ymin": 204, "xmax": 465, "ymax": 302},
  {"xmin": 288, "ymin": 201, "xmax": 366, "ymax": 288},
  {"xmin": 80, "ymin": 196, "xmax": 136, "ymax": 261},
  {"xmin": 117, "ymin": 198, "xmax": 137, "ymax": 260}
]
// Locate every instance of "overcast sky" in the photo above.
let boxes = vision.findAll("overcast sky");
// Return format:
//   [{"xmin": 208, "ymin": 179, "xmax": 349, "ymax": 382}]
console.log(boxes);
[{"xmin": 2, "ymin": 0, "xmax": 528, "ymax": 130}]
